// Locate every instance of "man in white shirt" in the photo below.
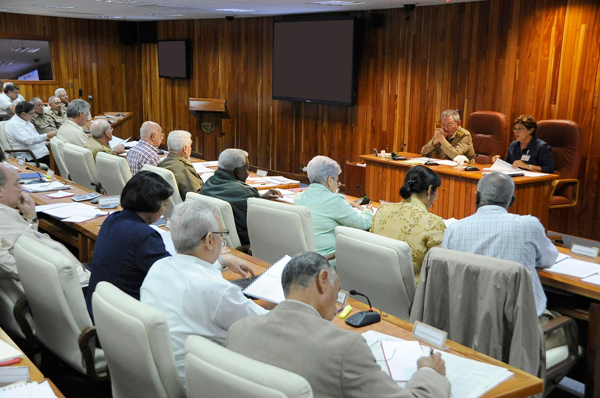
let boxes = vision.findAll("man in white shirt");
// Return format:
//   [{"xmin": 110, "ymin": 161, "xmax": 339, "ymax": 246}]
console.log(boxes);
[
  {"xmin": 141, "ymin": 200, "xmax": 265, "ymax": 385},
  {"xmin": 57, "ymin": 99, "xmax": 90, "ymax": 147},
  {"xmin": 2, "ymin": 82, "xmax": 25, "ymax": 102},
  {"xmin": 5, "ymin": 101, "xmax": 56, "ymax": 165},
  {"xmin": 0, "ymin": 84, "xmax": 21, "ymax": 115}
]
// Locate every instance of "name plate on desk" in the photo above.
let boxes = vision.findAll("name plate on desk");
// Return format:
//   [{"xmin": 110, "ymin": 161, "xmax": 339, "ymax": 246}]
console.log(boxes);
[
  {"xmin": 571, "ymin": 244, "xmax": 599, "ymax": 259},
  {"xmin": 98, "ymin": 196, "xmax": 120, "ymax": 209},
  {"xmin": 412, "ymin": 321, "xmax": 447, "ymax": 350}
]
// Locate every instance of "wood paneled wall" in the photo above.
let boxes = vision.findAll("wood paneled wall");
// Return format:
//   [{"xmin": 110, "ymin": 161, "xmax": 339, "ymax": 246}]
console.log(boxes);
[{"xmin": 3, "ymin": 0, "xmax": 600, "ymax": 240}]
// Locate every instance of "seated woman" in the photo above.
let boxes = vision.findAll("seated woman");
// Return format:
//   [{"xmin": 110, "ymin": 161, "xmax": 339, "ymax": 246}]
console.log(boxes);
[
  {"xmin": 294, "ymin": 156, "xmax": 373, "ymax": 265},
  {"xmin": 370, "ymin": 165, "xmax": 445, "ymax": 283},
  {"xmin": 504, "ymin": 115, "xmax": 554, "ymax": 173},
  {"xmin": 85, "ymin": 171, "xmax": 174, "ymax": 313}
]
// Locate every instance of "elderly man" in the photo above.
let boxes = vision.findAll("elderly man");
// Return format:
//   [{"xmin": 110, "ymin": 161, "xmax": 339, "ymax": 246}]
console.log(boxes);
[
  {"xmin": 30, "ymin": 97, "xmax": 58, "ymax": 135},
  {"xmin": 421, "ymin": 109, "xmax": 475, "ymax": 161},
  {"xmin": 0, "ymin": 163, "xmax": 90, "ymax": 285},
  {"xmin": 158, "ymin": 130, "xmax": 203, "ymax": 199},
  {"xmin": 227, "ymin": 251, "xmax": 450, "ymax": 398},
  {"xmin": 443, "ymin": 172, "xmax": 557, "ymax": 317},
  {"xmin": 5, "ymin": 101, "xmax": 56, "ymax": 165},
  {"xmin": 0, "ymin": 84, "xmax": 21, "ymax": 115},
  {"xmin": 55, "ymin": 88, "xmax": 69, "ymax": 111},
  {"xmin": 126, "ymin": 121, "xmax": 163, "ymax": 175},
  {"xmin": 200, "ymin": 148, "xmax": 281, "ymax": 247},
  {"xmin": 2, "ymin": 82, "xmax": 25, "ymax": 102},
  {"xmin": 141, "ymin": 200, "xmax": 265, "ymax": 385},
  {"xmin": 47, "ymin": 96, "xmax": 66, "ymax": 128},
  {"xmin": 84, "ymin": 119, "xmax": 125, "ymax": 159},
  {"xmin": 57, "ymin": 99, "xmax": 90, "ymax": 146}
]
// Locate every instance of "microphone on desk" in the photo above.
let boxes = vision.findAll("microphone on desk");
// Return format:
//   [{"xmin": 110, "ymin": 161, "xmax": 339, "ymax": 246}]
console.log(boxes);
[
  {"xmin": 354, "ymin": 185, "xmax": 371, "ymax": 205},
  {"xmin": 24, "ymin": 167, "xmax": 46, "ymax": 184},
  {"xmin": 391, "ymin": 143, "xmax": 408, "ymax": 161},
  {"xmin": 345, "ymin": 290, "xmax": 381, "ymax": 328},
  {"xmin": 423, "ymin": 148, "xmax": 439, "ymax": 166},
  {"xmin": 464, "ymin": 154, "xmax": 479, "ymax": 171},
  {"xmin": 90, "ymin": 182, "xmax": 108, "ymax": 196}
]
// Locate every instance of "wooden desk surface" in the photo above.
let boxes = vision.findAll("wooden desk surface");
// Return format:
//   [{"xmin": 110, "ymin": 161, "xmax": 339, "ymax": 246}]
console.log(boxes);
[
  {"xmin": 226, "ymin": 251, "xmax": 543, "ymax": 398},
  {"xmin": 85, "ymin": 111, "xmax": 133, "ymax": 132},
  {"xmin": 0, "ymin": 327, "xmax": 65, "ymax": 397}
]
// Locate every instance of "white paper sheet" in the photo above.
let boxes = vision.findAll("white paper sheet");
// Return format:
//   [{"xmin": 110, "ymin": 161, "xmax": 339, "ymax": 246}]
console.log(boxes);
[
  {"xmin": 547, "ymin": 258, "xmax": 600, "ymax": 278},
  {"xmin": 403, "ymin": 157, "xmax": 458, "ymax": 167},
  {"xmin": 192, "ymin": 163, "xmax": 216, "ymax": 174},
  {"xmin": 444, "ymin": 218, "xmax": 458, "ymax": 227},
  {"xmin": 581, "ymin": 274, "xmax": 600, "ymax": 286},
  {"xmin": 150, "ymin": 226, "xmax": 177, "ymax": 256},
  {"xmin": 43, "ymin": 190, "xmax": 74, "ymax": 199},
  {"xmin": 0, "ymin": 380, "xmax": 57, "ymax": 397},
  {"xmin": 22, "ymin": 182, "xmax": 71, "ymax": 193},
  {"xmin": 482, "ymin": 159, "xmax": 548, "ymax": 177},
  {"xmin": 243, "ymin": 255, "xmax": 291, "ymax": 303},
  {"xmin": 381, "ymin": 340, "xmax": 423, "ymax": 381},
  {"xmin": 554, "ymin": 253, "xmax": 571, "ymax": 264},
  {"xmin": 37, "ymin": 203, "xmax": 103, "ymax": 220},
  {"xmin": 108, "ymin": 136, "xmax": 130, "ymax": 148}
]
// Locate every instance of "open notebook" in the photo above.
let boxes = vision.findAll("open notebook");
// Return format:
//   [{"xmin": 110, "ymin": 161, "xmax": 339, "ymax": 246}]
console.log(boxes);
[{"xmin": 243, "ymin": 255, "xmax": 291, "ymax": 303}]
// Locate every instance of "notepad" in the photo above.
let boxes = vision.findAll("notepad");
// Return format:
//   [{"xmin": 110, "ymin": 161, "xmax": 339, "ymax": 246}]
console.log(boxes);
[
  {"xmin": 22, "ymin": 182, "xmax": 71, "ymax": 193},
  {"xmin": 547, "ymin": 258, "xmax": 600, "ymax": 278},
  {"xmin": 243, "ymin": 255, "xmax": 291, "ymax": 303},
  {"xmin": 381, "ymin": 340, "xmax": 423, "ymax": 381}
]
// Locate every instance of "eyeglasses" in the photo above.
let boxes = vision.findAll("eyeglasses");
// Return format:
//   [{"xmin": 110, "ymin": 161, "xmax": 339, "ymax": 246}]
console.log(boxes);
[
  {"xmin": 441, "ymin": 123, "xmax": 456, "ymax": 129},
  {"xmin": 513, "ymin": 127, "xmax": 528, "ymax": 132},
  {"xmin": 201, "ymin": 230, "xmax": 230, "ymax": 240}
]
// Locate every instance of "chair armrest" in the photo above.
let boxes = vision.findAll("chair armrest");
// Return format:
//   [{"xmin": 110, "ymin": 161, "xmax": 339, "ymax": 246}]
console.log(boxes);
[
  {"xmin": 324, "ymin": 252, "xmax": 336, "ymax": 261},
  {"xmin": 542, "ymin": 316, "xmax": 580, "ymax": 380},
  {"xmin": 3, "ymin": 150, "xmax": 40, "ymax": 168},
  {"xmin": 13, "ymin": 298, "xmax": 36, "ymax": 346},
  {"xmin": 549, "ymin": 178, "xmax": 580, "ymax": 208},
  {"xmin": 78, "ymin": 326, "xmax": 108, "ymax": 381}
]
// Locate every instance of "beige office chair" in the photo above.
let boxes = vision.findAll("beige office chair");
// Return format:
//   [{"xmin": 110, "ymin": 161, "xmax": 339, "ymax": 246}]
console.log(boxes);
[
  {"xmin": 334, "ymin": 226, "xmax": 415, "ymax": 321},
  {"xmin": 96, "ymin": 152, "xmax": 132, "ymax": 196},
  {"xmin": 49, "ymin": 136, "xmax": 69, "ymax": 178},
  {"xmin": 0, "ymin": 120, "xmax": 48, "ymax": 169},
  {"xmin": 0, "ymin": 279, "xmax": 35, "ymax": 343},
  {"xmin": 14, "ymin": 235, "xmax": 107, "ymax": 380},
  {"xmin": 185, "ymin": 335, "xmax": 313, "ymax": 398},
  {"xmin": 142, "ymin": 164, "xmax": 182, "ymax": 219},
  {"xmin": 410, "ymin": 247, "xmax": 579, "ymax": 396},
  {"xmin": 92, "ymin": 282, "xmax": 185, "ymax": 398},
  {"xmin": 247, "ymin": 198, "xmax": 315, "ymax": 264},
  {"xmin": 62, "ymin": 143, "xmax": 101, "ymax": 191},
  {"xmin": 186, "ymin": 192, "xmax": 241, "ymax": 249}
]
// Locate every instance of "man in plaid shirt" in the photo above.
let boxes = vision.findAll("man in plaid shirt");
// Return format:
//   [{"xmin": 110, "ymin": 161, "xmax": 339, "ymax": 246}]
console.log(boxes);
[{"xmin": 127, "ymin": 121, "xmax": 164, "ymax": 175}]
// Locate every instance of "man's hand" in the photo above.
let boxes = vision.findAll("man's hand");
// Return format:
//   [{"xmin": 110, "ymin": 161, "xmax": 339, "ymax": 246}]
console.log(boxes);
[
  {"xmin": 17, "ymin": 191, "xmax": 37, "ymax": 220},
  {"xmin": 512, "ymin": 160, "xmax": 528, "ymax": 169},
  {"xmin": 348, "ymin": 200, "xmax": 363, "ymax": 209},
  {"xmin": 222, "ymin": 254, "xmax": 256, "ymax": 279},
  {"xmin": 433, "ymin": 129, "xmax": 446, "ymax": 146},
  {"xmin": 114, "ymin": 144, "xmax": 126, "ymax": 154},
  {"xmin": 417, "ymin": 352, "xmax": 446, "ymax": 376},
  {"xmin": 260, "ymin": 188, "xmax": 283, "ymax": 199},
  {"xmin": 47, "ymin": 131, "xmax": 57, "ymax": 139},
  {"xmin": 491, "ymin": 155, "xmax": 500, "ymax": 163}
]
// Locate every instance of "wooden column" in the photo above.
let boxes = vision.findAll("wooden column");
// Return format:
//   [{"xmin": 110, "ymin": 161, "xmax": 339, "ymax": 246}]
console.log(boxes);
[{"xmin": 188, "ymin": 98, "xmax": 230, "ymax": 160}]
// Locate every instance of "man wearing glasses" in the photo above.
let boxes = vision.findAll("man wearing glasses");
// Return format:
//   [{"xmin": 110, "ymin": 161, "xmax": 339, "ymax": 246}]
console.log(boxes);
[
  {"xmin": 421, "ymin": 109, "xmax": 475, "ymax": 161},
  {"xmin": 56, "ymin": 99, "xmax": 91, "ymax": 147},
  {"xmin": 141, "ymin": 200, "xmax": 263, "ymax": 386},
  {"xmin": 30, "ymin": 97, "xmax": 58, "ymax": 135},
  {"xmin": 5, "ymin": 101, "xmax": 56, "ymax": 165},
  {"xmin": 46, "ymin": 96, "xmax": 67, "ymax": 128}
]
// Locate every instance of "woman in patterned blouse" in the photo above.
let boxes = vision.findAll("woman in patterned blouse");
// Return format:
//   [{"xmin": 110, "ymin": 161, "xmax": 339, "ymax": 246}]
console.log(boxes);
[{"xmin": 370, "ymin": 165, "xmax": 445, "ymax": 282}]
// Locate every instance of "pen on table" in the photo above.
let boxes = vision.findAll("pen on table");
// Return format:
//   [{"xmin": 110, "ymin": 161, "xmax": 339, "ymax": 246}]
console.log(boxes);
[
  {"xmin": 429, "ymin": 346, "xmax": 434, "ymax": 356},
  {"xmin": 337, "ymin": 306, "xmax": 344, "ymax": 314}
]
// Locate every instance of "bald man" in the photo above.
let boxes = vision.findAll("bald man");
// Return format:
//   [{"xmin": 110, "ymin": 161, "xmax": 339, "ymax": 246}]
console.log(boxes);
[
  {"xmin": 127, "ymin": 121, "xmax": 163, "ymax": 175},
  {"xmin": 84, "ymin": 119, "xmax": 126, "ymax": 160}
]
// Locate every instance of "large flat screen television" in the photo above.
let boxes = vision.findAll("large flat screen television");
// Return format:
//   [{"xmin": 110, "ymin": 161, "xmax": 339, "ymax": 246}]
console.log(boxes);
[
  {"xmin": 272, "ymin": 18, "xmax": 356, "ymax": 106},
  {"xmin": 158, "ymin": 40, "xmax": 190, "ymax": 79}
]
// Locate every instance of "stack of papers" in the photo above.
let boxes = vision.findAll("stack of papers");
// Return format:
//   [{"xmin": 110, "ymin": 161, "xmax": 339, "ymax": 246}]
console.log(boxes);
[
  {"xmin": 44, "ymin": 190, "xmax": 74, "ymax": 199},
  {"xmin": 35, "ymin": 203, "xmax": 107, "ymax": 223},
  {"xmin": 403, "ymin": 157, "xmax": 458, "ymax": 167},
  {"xmin": 108, "ymin": 136, "xmax": 131, "ymax": 149},
  {"xmin": 192, "ymin": 163, "xmax": 216, "ymax": 174},
  {"xmin": 258, "ymin": 188, "xmax": 296, "ymax": 204},
  {"xmin": 243, "ymin": 255, "xmax": 291, "ymax": 303},
  {"xmin": 23, "ymin": 182, "xmax": 71, "ymax": 193},
  {"xmin": 547, "ymin": 258, "xmax": 600, "ymax": 278},
  {"xmin": 200, "ymin": 161, "xmax": 219, "ymax": 167},
  {"xmin": 0, "ymin": 380, "xmax": 57, "ymax": 397},
  {"xmin": 483, "ymin": 159, "xmax": 548, "ymax": 177},
  {"xmin": 381, "ymin": 340, "xmax": 423, "ymax": 381}
]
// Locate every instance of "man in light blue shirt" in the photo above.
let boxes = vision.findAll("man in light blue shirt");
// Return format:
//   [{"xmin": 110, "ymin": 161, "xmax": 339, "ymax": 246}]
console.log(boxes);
[{"xmin": 442, "ymin": 172, "xmax": 557, "ymax": 316}]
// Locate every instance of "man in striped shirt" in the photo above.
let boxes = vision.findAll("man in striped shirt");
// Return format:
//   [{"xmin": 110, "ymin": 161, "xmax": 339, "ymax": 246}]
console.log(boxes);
[{"xmin": 127, "ymin": 121, "xmax": 163, "ymax": 175}]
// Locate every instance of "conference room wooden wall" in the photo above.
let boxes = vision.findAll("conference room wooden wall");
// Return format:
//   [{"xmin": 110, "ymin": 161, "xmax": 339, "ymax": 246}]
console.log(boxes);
[{"xmin": 2, "ymin": 0, "xmax": 600, "ymax": 240}]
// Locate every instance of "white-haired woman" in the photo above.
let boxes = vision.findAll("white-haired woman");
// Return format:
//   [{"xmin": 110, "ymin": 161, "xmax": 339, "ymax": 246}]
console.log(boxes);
[{"xmin": 295, "ymin": 156, "xmax": 373, "ymax": 265}]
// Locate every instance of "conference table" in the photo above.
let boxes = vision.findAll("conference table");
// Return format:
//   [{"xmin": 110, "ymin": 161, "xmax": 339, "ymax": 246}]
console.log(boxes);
[
  {"xmin": 359, "ymin": 153, "xmax": 559, "ymax": 229},
  {"xmin": 0, "ymin": 327, "xmax": 65, "ymax": 397},
  {"xmin": 223, "ymin": 251, "xmax": 543, "ymax": 398}
]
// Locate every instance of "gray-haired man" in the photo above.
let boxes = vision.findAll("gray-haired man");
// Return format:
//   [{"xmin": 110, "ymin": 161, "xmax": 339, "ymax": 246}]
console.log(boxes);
[
  {"xmin": 84, "ymin": 119, "xmax": 125, "ymax": 159},
  {"xmin": 57, "ymin": 99, "xmax": 91, "ymax": 146},
  {"xmin": 227, "ymin": 251, "xmax": 450, "ymax": 398},
  {"xmin": 421, "ymin": 109, "xmax": 475, "ymax": 160}
]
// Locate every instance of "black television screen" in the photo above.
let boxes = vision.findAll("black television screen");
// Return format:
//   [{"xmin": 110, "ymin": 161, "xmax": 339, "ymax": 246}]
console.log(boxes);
[
  {"xmin": 272, "ymin": 19, "xmax": 356, "ymax": 106},
  {"xmin": 158, "ymin": 40, "xmax": 190, "ymax": 79}
]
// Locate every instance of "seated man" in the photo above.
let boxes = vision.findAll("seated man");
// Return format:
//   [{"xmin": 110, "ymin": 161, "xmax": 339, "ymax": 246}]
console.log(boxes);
[
  {"xmin": 84, "ymin": 119, "xmax": 125, "ymax": 160},
  {"xmin": 127, "ymin": 121, "xmax": 163, "ymax": 175},
  {"xmin": 46, "ymin": 96, "xmax": 66, "ymax": 128},
  {"xmin": 0, "ymin": 84, "xmax": 21, "ymax": 116},
  {"xmin": 442, "ymin": 172, "xmax": 557, "ymax": 317},
  {"xmin": 199, "ymin": 148, "xmax": 281, "ymax": 247},
  {"xmin": 30, "ymin": 97, "xmax": 58, "ymax": 135},
  {"xmin": 227, "ymin": 251, "xmax": 450, "ymax": 398},
  {"xmin": 158, "ymin": 130, "xmax": 203, "ymax": 200},
  {"xmin": 0, "ymin": 163, "xmax": 90, "ymax": 285},
  {"xmin": 421, "ymin": 109, "xmax": 475, "ymax": 160},
  {"xmin": 5, "ymin": 101, "xmax": 56, "ymax": 165},
  {"xmin": 2, "ymin": 82, "xmax": 25, "ymax": 102},
  {"xmin": 57, "ymin": 99, "xmax": 91, "ymax": 147},
  {"xmin": 141, "ymin": 200, "xmax": 264, "ymax": 384},
  {"xmin": 55, "ymin": 88, "xmax": 69, "ymax": 113}
]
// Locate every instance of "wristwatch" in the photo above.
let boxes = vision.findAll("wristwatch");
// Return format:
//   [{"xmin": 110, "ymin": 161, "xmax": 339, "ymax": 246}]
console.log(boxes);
[{"xmin": 218, "ymin": 255, "xmax": 227, "ymax": 269}]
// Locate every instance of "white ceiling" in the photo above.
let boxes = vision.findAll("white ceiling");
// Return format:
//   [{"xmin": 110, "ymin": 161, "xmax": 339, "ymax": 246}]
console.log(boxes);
[{"xmin": 0, "ymin": 0, "xmax": 484, "ymax": 21}]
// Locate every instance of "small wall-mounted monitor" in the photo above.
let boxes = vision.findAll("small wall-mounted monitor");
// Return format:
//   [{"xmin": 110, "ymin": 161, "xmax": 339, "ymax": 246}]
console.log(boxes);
[
  {"xmin": 272, "ymin": 18, "xmax": 356, "ymax": 106},
  {"xmin": 157, "ymin": 40, "xmax": 190, "ymax": 79}
]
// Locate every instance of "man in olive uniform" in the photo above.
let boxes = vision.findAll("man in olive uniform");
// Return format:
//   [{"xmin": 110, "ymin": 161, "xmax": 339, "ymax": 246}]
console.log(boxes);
[
  {"xmin": 421, "ymin": 109, "xmax": 475, "ymax": 161},
  {"xmin": 158, "ymin": 130, "xmax": 203, "ymax": 200},
  {"xmin": 29, "ymin": 98, "xmax": 58, "ymax": 135},
  {"xmin": 46, "ymin": 96, "xmax": 66, "ymax": 128}
]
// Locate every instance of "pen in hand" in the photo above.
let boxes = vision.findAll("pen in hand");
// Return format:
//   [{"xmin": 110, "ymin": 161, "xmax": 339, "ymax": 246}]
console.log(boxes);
[{"xmin": 429, "ymin": 346, "xmax": 434, "ymax": 356}]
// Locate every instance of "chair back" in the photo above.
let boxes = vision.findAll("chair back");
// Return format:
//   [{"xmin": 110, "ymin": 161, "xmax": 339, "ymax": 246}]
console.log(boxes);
[
  {"xmin": 247, "ymin": 198, "xmax": 315, "ymax": 264},
  {"xmin": 184, "ymin": 335, "xmax": 313, "ymax": 398},
  {"xmin": 141, "ymin": 164, "xmax": 182, "ymax": 219},
  {"xmin": 14, "ymin": 235, "xmax": 105, "ymax": 375},
  {"xmin": 96, "ymin": 152, "xmax": 132, "ymax": 196},
  {"xmin": 0, "ymin": 121, "xmax": 12, "ymax": 151},
  {"xmin": 92, "ymin": 282, "xmax": 185, "ymax": 398},
  {"xmin": 0, "ymin": 279, "xmax": 32, "ymax": 340},
  {"xmin": 536, "ymin": 120, "xmax": 582, "ymax": 200},
  {"xmin": 467, "ymin": 111, "xmax": 509, "ymax": 163},
  {"xmin": 334, "ymin": 226, "xmax": 415, "ymax": 320},
  {"xmin": 62, "ymin": 143, "xmax": 100, "ymax": 190},
  {"xmin": 186, "ymin": 192, "xmax": 241, "ymax": 248},
  {"xmin": 410, "ymin": 247, "xmax": 543, "ymax": 377},
  {"xmin": 50, "ymin": 136, "xmax": 69, "ymax": 178}
]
